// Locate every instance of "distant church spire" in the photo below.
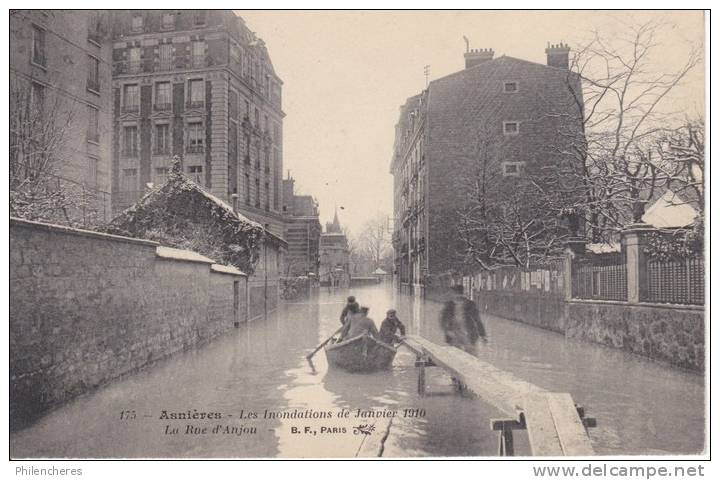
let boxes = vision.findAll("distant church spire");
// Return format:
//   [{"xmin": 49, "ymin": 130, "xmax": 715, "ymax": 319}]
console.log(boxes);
[{"xmin": 326, "ymin": 205, "xmax": 343, "ymax": 233}]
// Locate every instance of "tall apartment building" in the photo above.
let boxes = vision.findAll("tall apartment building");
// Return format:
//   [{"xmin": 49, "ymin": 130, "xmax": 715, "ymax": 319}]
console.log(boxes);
[
  {"xmin": 282, "ymin": 174, "xmax": 322, "ymax": 277},
  {"xmin": 110, "ymin": 10, "xmax": 285, "ymax": 236},
  {"xmin": 391, "ymin": 44, "xmax": 583, "ymax": 296},
  {"xmin": 10, "ymin": 10, "xmax": 113, "ymax": 222}
]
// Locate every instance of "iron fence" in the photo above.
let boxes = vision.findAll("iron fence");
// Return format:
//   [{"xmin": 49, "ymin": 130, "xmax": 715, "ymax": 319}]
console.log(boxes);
[{"xmin": 646, "ymin": 257, "xmax": 704, "ymax": 305}]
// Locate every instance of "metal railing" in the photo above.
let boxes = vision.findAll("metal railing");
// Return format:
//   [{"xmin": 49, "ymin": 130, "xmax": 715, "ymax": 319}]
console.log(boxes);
[{"xmin": 646, "ymin": 257, "xmax": 704, "ymax": 305}]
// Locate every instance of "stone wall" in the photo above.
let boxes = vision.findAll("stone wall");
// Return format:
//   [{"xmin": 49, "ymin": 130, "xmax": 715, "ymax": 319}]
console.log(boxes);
[
  {"xmin": 10, "ymin": 218, "xmax": 247, "ymax": 429},
  {"xmin": 565, "ymin": 301, "xmax": 704, "ymax": 372},
  {"xmin": 474, "ymin": 289, "xmax": 704, "ymax": 372},
  {"xmin": 476, "ymin": 290, "xmax": 566, "ymax": 333}
]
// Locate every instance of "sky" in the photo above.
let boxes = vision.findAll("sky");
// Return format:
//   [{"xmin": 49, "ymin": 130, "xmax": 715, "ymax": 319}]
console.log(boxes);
[{"xmin": 238, "ymin": 10, "xmax": 705, "ymax": 235}]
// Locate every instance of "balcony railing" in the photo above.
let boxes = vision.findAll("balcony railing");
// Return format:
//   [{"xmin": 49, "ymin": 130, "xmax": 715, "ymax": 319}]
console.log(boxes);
[
  {"xmin": 122, "ymin": 104, "xmax": 140, "ymax": 114},
  {"xmin": 186, "ymin": 144, "xmax": 204, "ymax": 154},
  {"xmin": 154, "ymin": 103, "xmax": 172, "ymax": 112},
  {"xmin": 158, "ymin": 60, "xmax": 173, "ymax": 71},
  {"xmin": 127, "ymin": 61, "xmax": 142, "ymax": 74},
  {"xmin": 153, "ymin": 147, "xmax": 171, "ymax": 156},
  {"xmin": 190, "ymin": 55, "xmax": 207, "ymax": 68}
]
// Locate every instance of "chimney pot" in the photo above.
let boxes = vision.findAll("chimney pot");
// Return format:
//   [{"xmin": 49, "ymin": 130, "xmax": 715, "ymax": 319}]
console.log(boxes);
[
  {"xmin": 545, "ymin": 41, "xmax": 570, "ymax": 69},
  {"xmin": 464, "ymin": 46, "xmax": 494, "ymax": 69}
]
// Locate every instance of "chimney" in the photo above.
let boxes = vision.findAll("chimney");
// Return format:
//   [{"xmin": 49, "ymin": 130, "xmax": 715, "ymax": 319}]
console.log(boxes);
[
  {"xmin": 545, "ymin": 42, "xmax": 570, "ymax": 69},
  {"xmin": 464, "ymin": 48, "xmax": 494, "ymax": 69}
]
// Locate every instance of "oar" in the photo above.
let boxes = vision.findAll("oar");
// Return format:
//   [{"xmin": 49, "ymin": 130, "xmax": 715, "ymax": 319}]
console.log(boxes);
[{"xmin": 306, "ymin": 325, "xmax": 344, "ymax": 362}]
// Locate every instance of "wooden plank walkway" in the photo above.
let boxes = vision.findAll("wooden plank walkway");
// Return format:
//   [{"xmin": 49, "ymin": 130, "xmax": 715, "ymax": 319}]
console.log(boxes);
[{"xmin": 401, "ymin": 335, "xmax": 594, "ymax": 456}]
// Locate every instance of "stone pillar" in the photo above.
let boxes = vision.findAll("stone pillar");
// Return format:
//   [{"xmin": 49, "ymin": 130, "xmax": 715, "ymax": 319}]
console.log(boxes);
[
  {"xmin": 562, "ymin": 248, "xmax": 574, "ymax": 301},
  {"xmin": 622, "ymin": 223, "xmax": 653, "ymax": 304}
]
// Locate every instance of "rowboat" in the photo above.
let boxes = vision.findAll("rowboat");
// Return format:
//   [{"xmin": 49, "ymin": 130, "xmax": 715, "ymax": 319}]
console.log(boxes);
[{"xmin": 325, "ymin": 334, "xmax": 397, "ymax": 373}]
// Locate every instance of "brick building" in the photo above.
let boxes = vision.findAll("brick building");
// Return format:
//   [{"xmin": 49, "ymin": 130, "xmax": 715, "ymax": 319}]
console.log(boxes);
[
  {"xmin": 391, "ymin": 44, "xmax": 583, "ymax": 296},
  {"xmin": 282, "ymin": 173, "xmax": 322, "ymax": 277},
  {"xmin": 319, "ymin": 210, "xmax": 351, "ymax": 287},
  {"xmin": 9, "ymin": 10, "xmax": 113, "ymax": 222},
  {"xmin": 110, "ymin": 10, "xmax": 286, "ymax": 236}
]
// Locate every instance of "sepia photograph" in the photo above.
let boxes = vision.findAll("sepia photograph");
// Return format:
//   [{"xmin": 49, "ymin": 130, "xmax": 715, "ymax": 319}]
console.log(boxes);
[{"xmin": 7, "ymin": 8, "xmax": 708, "ymax": 463}]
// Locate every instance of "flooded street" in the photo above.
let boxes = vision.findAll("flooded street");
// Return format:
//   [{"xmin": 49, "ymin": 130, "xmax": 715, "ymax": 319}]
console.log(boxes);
[{"xmin": 11, "ymin": 284, "xmax": 704, "ymax": 458}]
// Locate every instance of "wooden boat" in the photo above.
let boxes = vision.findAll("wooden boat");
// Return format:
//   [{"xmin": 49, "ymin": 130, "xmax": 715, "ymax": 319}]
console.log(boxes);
[{"xmin": 325, "ymin": 334, "xmax": 397, "ymax": 373}]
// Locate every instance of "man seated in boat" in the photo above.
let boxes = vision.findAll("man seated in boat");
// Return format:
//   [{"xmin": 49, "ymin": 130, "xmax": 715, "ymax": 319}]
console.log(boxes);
[
  {"xmin": 379, "ymin": 309, "xmax": 406, "ymax": 345},
  {"xmin": 338, "ymin": 305, "xmax": 379, "ymax": 342},
  {"xmin": 339, "ymin": 295, "xmax": 357, "ymax": 325}
]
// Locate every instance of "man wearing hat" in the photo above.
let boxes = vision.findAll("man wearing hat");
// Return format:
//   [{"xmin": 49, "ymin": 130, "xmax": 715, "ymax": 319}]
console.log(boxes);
[
  {"xmin": 379, "ymin": 309, "xmax": 406, "ymax": 345},
  {"xmin": 339, "ymin": 295, "xmax": 357, "ymax": 325}
]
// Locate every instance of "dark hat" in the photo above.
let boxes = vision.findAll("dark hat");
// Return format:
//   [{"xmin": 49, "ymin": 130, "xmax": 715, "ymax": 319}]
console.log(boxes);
[
  {"xmin": 360, "ymin": 306, "xmax": 370, "ymax": 313},
  {"xmin": 347, "ymin": 296, "xmax": 356, "ymax": 303},
  {"xmin": 387, "ymin": 309, "xmax": 396, "ymax": 314}
]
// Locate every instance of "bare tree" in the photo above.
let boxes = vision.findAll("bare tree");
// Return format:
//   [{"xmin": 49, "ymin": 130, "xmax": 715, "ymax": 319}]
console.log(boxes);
[
  {"xmin": 557, "ymin": 20, "xmax": 702, "ymax": 241},
  {"xmin": 9, "ymin": 74, "xmax": 105, "ymax": 226},
  {"xmin": 354, "ymin": 213, "xmax": 393, "ymax": 272},
  {"xmin": 456, "ymin": 124, "xmax": 573, "ymax": 270}
]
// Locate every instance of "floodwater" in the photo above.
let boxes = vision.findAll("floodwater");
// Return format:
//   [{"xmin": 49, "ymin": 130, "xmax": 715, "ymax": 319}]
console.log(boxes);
[{"xmin": 11, "ymin": 284, "xmax": 705, "ymax": 458}]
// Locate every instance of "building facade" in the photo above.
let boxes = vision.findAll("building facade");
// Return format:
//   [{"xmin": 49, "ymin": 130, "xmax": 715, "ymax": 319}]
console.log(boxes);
[
  {"xmin": 319, "ymin": 211, "xmax": 351, "ymax": 287},
  {"xmin": 10, "ymin": 10, "xmax": 113, "ymax": 223},
  {"xmin": 391, "ymin": 44, "xmax": 583, "ymax": 296},
  {"xmin": 110, "ymin": 10, "xmax": 286, "ymax": 236},
  {"xmin": 282, "ymin": 174, "xmax": 322, "ymax": 277}
]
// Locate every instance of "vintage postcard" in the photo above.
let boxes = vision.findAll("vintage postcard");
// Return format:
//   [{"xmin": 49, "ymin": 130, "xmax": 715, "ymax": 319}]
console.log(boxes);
[{"xmin": 8, "ymin": 9, "xmax": 707, "ymax": 463}]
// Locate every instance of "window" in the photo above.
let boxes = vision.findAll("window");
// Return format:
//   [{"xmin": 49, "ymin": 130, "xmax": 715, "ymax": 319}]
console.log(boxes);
[
  {"xmin": 32, "ymin": 25, "xmax": 46, "ymax": 67},
  {"xmin": 87, "ymin": 106, "xmax": 99, "ymax": 143},
  {"xmin": 255, "ymin": 178, "xmax": 260, "ymax": 207},
  {"xmin": 228, "ymin": 90, "xmax": 238, "ymax": 119},
  {"xmin": 87, "ymin": 55, "xmax": 100, "ymax": 92},
  {"xmin": 154, "ymin": 82, "xmax": 171, "ymax": 110},
  {"xmin": 503, "ymin": 81, "xmax": 518, "ymax": 93},
  {"xmin": 265, "ymin": 182, "xmax": 270, "ymax": 211},
  {"xmin": 187, "ymin": 79, "xmax": 204, "ymax": 108},
  {"xmin": 88, "ymin": 12, "xmax": 103, "ymax": 44},
  {"xmin": 123, "ymin": 84, "xmax": 139, "ymax": 112},
  {"xmin": 123, "ymin": 125, "xmax": 138, "ymax": 157},
  {"xmin": 191, "ymin": 41, "xmax": 205, "ymax": 68},
  {"xmin": 131, "ymin": 15, "xmax": 143, "ymax": 33},
  {"xmin": 159, "ymin": 44, "xmax": 173, "ymax": 70},
  {"xmin": 187, "ymin": 122, "xmax": 204, "ymax": 153},
  {"xmin": 244, "ymin": 100, "xmax": 250, "ymax": 119},
  {"xmin": 245, "ymin": 173, "xmax": 250, "ymax": 204},
  {"xmin": 161, "ymin": 12, "xmax": 175, "ymax": 30},
  {"xmin": 502, "ymin": 161, "xmax": 525, "ymax": 177},
  {"xmin": 193, "ymin": 11, "xmax": 206, "ymax": 26},
  {"xmin": 254, "ymin": 108, "xmax": 259, "ymax": 127},
  {"xmin": 273, "ymin": 124, "xmax": 280, "ymax": 145},
  {"xmin": 87, "ymin": 157, "xmax": 98, "ymax": 187},
  {"xmin": 188, "ymin": 165, "xmax": 203, "ymax": 183},
  {"xmin": 30, "ymin": 82, "xmax": 45, "ymax": 117},
  {"xmin": 121, "ymin": 168, "xmax": 138, "ymax": 192},
  {"xmin": 244, "ymin": 132, "xmax": 251, "ymax": 163},
  {"xmin": 503, "ymin": 121, "xmax": 519, "ymax": 135},
  {"xmin": 154, "ymin": 123, "xmax": 170, "ymax": 154},
  {"xmin": 127, "ymin": 47, "xmax": 141, "ymax": 73},
  {"xmin": 155, "ymin": 166, "xmax": 169, "ymax": 181}
]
